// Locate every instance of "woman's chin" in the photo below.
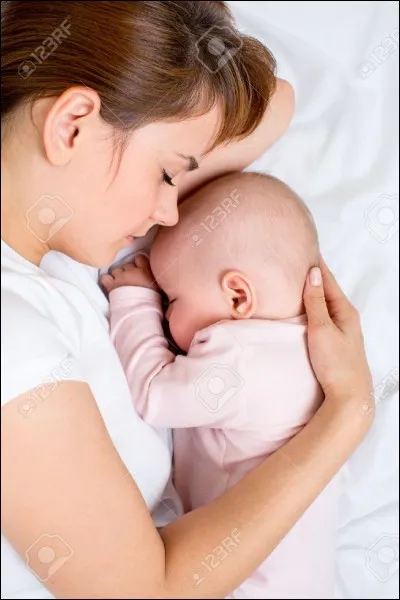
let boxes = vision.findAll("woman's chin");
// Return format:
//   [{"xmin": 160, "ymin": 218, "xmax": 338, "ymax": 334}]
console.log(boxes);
[
  {"xmin": 91, "ymin": 244, "xmax": 131, "ymax": 270},
  {"xmin": 68, "ymin": 237, "xmax": 138, "ymax": 269}
]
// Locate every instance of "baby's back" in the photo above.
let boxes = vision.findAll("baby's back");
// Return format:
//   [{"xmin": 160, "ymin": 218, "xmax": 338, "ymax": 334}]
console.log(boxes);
[
  {"xmin": 173, "ymin": 317, "xmax": 341, "ymax": 599},
  {"xmin": 174, "ymin": 316, "xmax": 322, "ymax": 506}
]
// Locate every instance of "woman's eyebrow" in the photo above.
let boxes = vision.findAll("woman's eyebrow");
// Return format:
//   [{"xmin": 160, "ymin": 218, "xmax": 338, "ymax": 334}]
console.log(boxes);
[{"xmin": 177, "ymin": 154, "xmax": 199, "ymax": 171}]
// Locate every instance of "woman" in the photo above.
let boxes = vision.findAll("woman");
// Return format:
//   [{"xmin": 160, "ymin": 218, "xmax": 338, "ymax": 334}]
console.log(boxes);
[{"xmin": 1, "ymin": 2, "xmax": 374, "ymax": 599}]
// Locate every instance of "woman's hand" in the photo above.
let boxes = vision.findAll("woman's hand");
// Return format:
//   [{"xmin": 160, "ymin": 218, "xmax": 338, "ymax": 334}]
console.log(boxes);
[
  {"xmin": 101, "ymin": 255, "xmax": 159, "ymax": 294},
  {"xmin": 303, "ymin": 258, "xmax": 374, "ymax": 416}
]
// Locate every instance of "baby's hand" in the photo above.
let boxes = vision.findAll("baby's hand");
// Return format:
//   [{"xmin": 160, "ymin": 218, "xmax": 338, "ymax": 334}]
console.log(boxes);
[{"xmin": 100, "ymin": 255, "xmax": 159, "ymax": 294}]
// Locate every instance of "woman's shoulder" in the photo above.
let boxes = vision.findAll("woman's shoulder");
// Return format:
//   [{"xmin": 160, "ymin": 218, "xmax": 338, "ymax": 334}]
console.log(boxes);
[
  {"xmin": 1, "ymin": 244, "xmax": 87, "ymax": 406},
  {"xmin": 1, "ymin": 284, "xmax": 84, "ymax": 406},
  {"xmin": 2, "ymin": 248, "xmax": 83, "ymax": 343},
  {"xmin": 2, "ymin": 241, "xmax": 107, "ymax": 335}
]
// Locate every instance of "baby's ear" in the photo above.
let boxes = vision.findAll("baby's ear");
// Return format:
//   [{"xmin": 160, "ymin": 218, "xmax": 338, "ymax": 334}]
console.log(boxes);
[{"xmin": 221, "ymin": 271, "xmax": 257, "ymax": 319}]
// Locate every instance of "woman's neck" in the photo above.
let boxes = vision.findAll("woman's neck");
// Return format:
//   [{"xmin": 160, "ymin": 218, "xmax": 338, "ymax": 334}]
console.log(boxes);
[{"xmin": 1, "ymin": 161, "xmax": 49, "ymax": 266}]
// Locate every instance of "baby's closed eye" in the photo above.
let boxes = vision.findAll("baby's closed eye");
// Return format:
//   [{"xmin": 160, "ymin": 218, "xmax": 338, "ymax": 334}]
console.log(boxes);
[
  {"xmin": 164, "ymin": 299, "xmax": 177, "ymax": 322},
  {"xmin": 160, "ymin": 291, "xmax": 169, "ymax": 311},
  {"xmin": 161, "ymin": 292, "xmax": 176, "ymax": 310}
]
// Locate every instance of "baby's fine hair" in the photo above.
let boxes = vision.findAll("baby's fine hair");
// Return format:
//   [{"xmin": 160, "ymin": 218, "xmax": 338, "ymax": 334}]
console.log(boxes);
[{"xmin": 176, "ymin": 171, "xmax": 320, "ymax": 292}]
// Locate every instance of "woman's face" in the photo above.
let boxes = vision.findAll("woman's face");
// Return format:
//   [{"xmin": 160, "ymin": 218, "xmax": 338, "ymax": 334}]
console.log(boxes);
[{"xmin": 32, "ymin": 91, "xmax": 220, "ymax": 267}]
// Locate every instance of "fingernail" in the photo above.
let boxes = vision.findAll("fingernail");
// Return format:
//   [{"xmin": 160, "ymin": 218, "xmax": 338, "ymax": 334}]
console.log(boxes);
[{"xmin": 310, "ymin": 267, "xmax": 322, "ymax": 287}]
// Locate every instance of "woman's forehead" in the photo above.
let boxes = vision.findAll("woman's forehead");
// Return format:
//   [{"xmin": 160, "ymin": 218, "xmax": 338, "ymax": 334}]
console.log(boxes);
[{"xmin": 137, "ymin": 106, "xmax": 221, "ymax": 157}]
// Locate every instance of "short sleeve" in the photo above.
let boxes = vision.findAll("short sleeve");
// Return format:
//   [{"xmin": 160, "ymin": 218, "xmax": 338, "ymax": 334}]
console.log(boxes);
[{"xmin": 1, "ymin": 291, "xmax": 84, "ymax": 407}]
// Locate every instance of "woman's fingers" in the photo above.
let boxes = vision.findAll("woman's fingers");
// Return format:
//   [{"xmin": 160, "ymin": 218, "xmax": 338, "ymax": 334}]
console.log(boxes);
[
  {"xmin": 319, "ymin": 259, "xmax": 358, "ymax": 330},
  {"xmin": 304, "ymin": 260, "xmax": 360, "ymax": 334},
  {"xmin": 303, "ymin": 261, "xmax": 373, "ymax": 405},
  {"xmin": 303, "ymin": 266, "xmax": 332, "ymax": 328}
]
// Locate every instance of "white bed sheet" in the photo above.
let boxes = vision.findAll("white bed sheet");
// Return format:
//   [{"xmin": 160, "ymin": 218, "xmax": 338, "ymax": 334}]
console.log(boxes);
[{"xmin": 227, "ymin": 1, "xmax": 399, "ymax": 598}]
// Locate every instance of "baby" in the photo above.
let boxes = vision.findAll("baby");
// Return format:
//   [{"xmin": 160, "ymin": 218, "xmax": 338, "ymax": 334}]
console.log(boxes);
[{"xmin": 104, "ymin": 172, "xmax": 341, "ymax": 599}]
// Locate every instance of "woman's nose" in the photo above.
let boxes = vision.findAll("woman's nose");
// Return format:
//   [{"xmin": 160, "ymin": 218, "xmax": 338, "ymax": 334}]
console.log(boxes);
[{"xmin": 154, "ymin": 193, "xmax": 179, "ymax": 227}]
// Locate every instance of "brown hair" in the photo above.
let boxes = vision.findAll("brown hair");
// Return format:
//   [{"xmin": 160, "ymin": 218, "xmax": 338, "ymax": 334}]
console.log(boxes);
[{"xmin": 1, "ymin": 1, "xmax": 276, "ymax": 149}]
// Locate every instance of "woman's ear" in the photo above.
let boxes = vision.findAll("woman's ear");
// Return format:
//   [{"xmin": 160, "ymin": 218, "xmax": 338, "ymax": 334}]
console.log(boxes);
[
  {"xmin": 40, "ymin": 86, "xmax": 100, "ymax": 166},
  {"xmin": 221, "ymin": 270, "xmax": 257, "ymax": 319}
]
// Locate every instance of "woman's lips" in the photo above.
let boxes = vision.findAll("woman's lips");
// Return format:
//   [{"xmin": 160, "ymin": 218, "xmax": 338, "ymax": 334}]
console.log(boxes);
[
  {"xmin": 124, "ymin": 235, "xmax": 135, "ymax": 245},
  {"xmin": 123, "ymin": 229, "xmax": 150, "ymax": 244}
]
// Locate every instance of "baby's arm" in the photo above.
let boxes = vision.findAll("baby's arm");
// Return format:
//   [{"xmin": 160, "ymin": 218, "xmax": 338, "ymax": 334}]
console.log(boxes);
[{"xmin": 103, "ymin": 257, "xmax": 244, "ymax": 429}]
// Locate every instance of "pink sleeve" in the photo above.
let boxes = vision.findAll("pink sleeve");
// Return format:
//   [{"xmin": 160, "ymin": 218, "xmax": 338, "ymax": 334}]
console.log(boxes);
[{"xmin": 109, "ymin": 287, "xmax": 245, "ymax": 429}]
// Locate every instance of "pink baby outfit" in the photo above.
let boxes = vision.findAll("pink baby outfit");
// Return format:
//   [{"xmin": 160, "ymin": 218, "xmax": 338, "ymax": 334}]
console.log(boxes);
[{"xmin": 109, "ymin": 286, "xmax": 341, "ymax": 599}]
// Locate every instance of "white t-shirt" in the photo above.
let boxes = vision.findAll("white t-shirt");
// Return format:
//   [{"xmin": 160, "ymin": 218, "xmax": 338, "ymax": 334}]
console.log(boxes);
[{"xmin": 1, "ymin": 239, "xmax": 182, "ymax": 599}]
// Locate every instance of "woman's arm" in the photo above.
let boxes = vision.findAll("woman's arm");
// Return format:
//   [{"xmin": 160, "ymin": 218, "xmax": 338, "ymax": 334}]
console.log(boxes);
[
  {"xmin": 1, "ymin": 262, "xmax": 373, "ymax": 600},
  {"xmin": 178, "ymin": 78, "xmax": 295, "ymax": 200}
]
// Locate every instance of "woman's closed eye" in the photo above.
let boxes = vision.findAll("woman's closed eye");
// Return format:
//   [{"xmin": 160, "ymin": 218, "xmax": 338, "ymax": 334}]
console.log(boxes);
[{"xmin": 162, "ymin": 169, "xmax": 175, "ymax": 187}]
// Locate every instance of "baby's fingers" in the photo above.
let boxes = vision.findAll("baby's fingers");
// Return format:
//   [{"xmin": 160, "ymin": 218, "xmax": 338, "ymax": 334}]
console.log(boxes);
[
  {"xmin": 100, "ymin": 274, "xmax": 116, "ymax": 293},
  {"xmin": 134, "ymin": 253, "xmax": 152, "ymax": 273},
  {"xmin": 134, "ymin": 254, "xmax": 147, "ymax": 266}
]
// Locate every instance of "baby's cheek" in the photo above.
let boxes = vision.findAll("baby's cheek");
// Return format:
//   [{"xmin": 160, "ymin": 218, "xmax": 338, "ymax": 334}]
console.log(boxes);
[{"xmin": 169, "ymin": 308, "xmax": 197, "ymax": 353}]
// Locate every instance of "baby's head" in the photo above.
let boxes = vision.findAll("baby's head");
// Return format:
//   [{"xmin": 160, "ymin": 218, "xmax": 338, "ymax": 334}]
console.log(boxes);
[{"xmin": 150, "ymin": 172, "xmax": 319, "ymax": 351}]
